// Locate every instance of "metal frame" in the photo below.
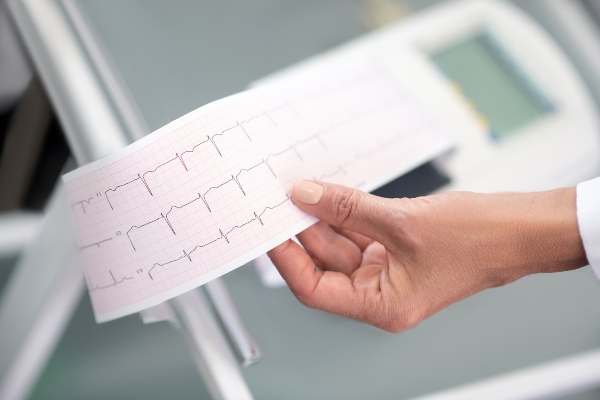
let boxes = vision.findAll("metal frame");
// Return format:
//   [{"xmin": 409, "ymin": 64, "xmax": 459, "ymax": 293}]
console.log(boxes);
[
  {"xmin": 60, "ymin": 0, "xmax": 149, "ymax": 142},
  {"xmin": 58, "ymin": 0, "xmax": 262, "ymax": 368},
  {"xmin": 0, "ymin": 212, "xmax": 41, "ymax": 258},
  {"xmin": 1, "ymin": 0, "xmax": 255, "ymax": 399}
]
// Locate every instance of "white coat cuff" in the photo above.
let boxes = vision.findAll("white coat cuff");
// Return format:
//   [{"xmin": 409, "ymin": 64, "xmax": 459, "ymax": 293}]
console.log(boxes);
[{"xmin": 577, "ymin": 177, "xmax": 600, "ymax": 278}]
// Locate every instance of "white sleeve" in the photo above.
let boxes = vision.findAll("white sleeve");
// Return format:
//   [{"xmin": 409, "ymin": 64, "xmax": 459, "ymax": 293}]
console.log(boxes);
[{"xmin": 577, "ymin": 177, "xmax": 600, "ymax": 278}]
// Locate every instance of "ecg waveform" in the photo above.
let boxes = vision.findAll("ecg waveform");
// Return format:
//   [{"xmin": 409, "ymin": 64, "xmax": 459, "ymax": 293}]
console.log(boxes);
[
  {"xmin": 78, "ymin": 130, "xmax": 328, "ymax": 253},
  {"xmin": 64, "ymin": 67, "xmax": 453, "ymax": 322},
  {"xmin": 146, "ymin": 195, "xmax": 291, "ymax": 281},
  {"xmin": 71, "ymin": 108, "xmax": 290, "ymax": 213},
  {"xmin": 88, "ymin": 270, "xmax": 133, "ymax": 292},
  {"xmin": 79, "ymin": 237, "xmax": 113, "ymax": 250},
  {"xmin": 70, "ymin": 106, "xmax": 328, "ymax": 216}
]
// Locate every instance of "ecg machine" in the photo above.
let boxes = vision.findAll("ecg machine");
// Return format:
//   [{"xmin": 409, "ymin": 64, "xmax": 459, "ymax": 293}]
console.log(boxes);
[{"xmin": 5, "ymin": 0, "xmax": 600, "ymax": 399}]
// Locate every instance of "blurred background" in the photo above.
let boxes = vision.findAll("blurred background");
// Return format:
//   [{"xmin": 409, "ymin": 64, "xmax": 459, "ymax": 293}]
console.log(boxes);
[{"xmin": 2, "ymin": 0, "xmax": 600, "ymax": 399}]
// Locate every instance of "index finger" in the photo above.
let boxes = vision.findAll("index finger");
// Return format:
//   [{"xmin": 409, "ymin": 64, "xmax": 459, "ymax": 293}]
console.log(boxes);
[{"xmin": 267, "ymin": 240, "xmax": 364, "ymax": 316}]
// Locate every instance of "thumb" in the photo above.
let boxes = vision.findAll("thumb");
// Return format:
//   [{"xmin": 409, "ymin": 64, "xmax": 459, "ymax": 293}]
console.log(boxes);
[{"xmin": 292, "ymin": 180, "xmax": 396, "ymax": 242}]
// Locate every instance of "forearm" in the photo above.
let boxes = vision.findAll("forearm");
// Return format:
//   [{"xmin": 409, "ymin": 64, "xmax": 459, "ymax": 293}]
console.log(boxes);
[
  {"xmin": 472, "ymin": 188, "xmax": 587, "ymax": 279},
  {"xmin": 410, "ymin": 188, "xmax": 589, "ymax": 287}
]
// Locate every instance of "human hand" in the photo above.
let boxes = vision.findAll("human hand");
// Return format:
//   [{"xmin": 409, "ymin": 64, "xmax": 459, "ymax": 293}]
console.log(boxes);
[{"xmin": 267, "ymin": 180, "xmax": 588, "ymax": 332}]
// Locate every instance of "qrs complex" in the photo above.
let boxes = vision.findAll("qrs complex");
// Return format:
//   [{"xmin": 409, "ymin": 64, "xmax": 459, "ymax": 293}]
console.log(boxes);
[
  {"xmin": 88, "ymin": 195, "xmax": 291, "ymax": 292},
  {"xmin": 147, "ymin": 196, "xmax": 291, "ymax": 281},
  {"xmin": 79, "ymin": 132, "xmax": 325, "ymax": 253},
  {"xmin": 70, "ymin": 103, "xmax": 337, "ymax": 216},
  {"xmin": 88, "ymin": 270, "xmax": 133, "ymax": 292},
  {"xmin": 73, "ymin": 96, "xmax": 367, "ymax": 255},
  {"xmin": 71, "ymin": 109, "xmax": 279, "ymax": 213},
  {"xmin": 75, "ymin": 117, "xmax": 383, "ymax": 255},
  {"xmin": 63, "ymin": 67, "xmax": 453, "ymax": 322}
]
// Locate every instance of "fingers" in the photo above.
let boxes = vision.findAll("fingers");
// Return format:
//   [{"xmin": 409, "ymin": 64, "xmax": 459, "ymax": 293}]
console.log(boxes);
[
  {"xmin": 267, "ymin": 240, "xmax": 367, "ymax": 317},
  {"xmin": 296, "ymin": 221, "xmax": 363, "ymax": 275},
  {"xmin": 267, "ymin": 240, "xmax": 322, "ymax": 301},
  {"xmin": 292, "ymin": 180, "xmax": 396, "ymax": 244}
]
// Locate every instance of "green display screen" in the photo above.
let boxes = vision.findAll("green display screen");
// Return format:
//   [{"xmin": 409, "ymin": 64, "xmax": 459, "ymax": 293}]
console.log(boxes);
[{"xmin": 432, "ymin": 34, "xmax": 550, "ymax": 137}]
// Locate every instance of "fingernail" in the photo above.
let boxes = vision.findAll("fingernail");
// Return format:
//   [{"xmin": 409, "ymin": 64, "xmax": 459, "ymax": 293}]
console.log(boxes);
[{"xmin": 293, "ymin": 180, "xmax": 323, "ymax": 205}]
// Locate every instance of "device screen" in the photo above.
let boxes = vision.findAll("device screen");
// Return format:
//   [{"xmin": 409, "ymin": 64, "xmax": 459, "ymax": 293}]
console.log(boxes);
[{"xmin": 432, "ymin": 33, "xmax": 551, "ymax": 137}]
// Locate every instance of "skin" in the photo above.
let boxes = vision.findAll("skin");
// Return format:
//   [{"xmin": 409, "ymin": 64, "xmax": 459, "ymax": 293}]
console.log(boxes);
[{"xmin": 267, "ymin": 180, "xmax": 589, "ymax": 333}]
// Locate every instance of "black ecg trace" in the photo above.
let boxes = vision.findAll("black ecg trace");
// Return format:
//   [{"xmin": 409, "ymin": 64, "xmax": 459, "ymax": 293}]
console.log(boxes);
[
  {"xmin": 78, "ymin": 126, "xmax": 394, "ymax": 256},
  {"xmin": 71, "ymin": 98, "xmax": 329, "ymax": 213},
  {"xmin": 79, "ymin": 109, "xmax": 278, "ymax": 212},
  {"xmin": 79, "ymin": 237, "xmax": 113, "ymax": 250},
  {"xmin": 71, "ymin": 197, "xmax": 94, "ymax": 213},
  {"xmin": 126, "ymin": 165, "xmax": 256, "ymax": 251},
  {"xmin": 146, "ymin": 195, "xmax": 290, "ymax": 280},
  {"xmin": 69, "ymin": 73, "xmax": 390, "ymax": 213},
  {"xmin": 126, "ymin": 216, "xmax": 169, "ymax": 251},
  {"xmin": 118, "ymin": 133, "xmax": 321, "ymax": 251},
  {"xmin": 104, "ymin": 176, "xmax": 143, "ymax": 210},
  {"xmin": 90, "ymin": 195, "xmax": 291, "ymax": 290},
  {"xmin": 79, "ymin": 126, "xmax": 388, "ymax": 255},
  {"xmin": 88, "ymin": 270, "xmax": 133, "ymax": 292}
]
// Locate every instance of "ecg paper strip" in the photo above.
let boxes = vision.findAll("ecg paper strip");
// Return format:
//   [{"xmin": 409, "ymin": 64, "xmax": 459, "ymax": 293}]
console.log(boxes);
[{"xmin": 63, "ymin": 66, "xmax": 454, "ymax": 322}]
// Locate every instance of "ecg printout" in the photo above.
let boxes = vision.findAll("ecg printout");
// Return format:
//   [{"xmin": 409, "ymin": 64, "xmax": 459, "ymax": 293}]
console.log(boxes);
[{"xmin": 63, "ymin": 66, "xmax": 454, "ymax": 322}]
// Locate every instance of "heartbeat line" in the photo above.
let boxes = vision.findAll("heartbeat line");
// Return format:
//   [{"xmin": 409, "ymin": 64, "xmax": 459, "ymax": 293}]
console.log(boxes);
[
  {"xmin": 126, "ymin": 216, "xmax": 169, "ymax": 251},
  {"xmin": 79, "ymin": 237, "xmax": 113, "ymax": 250},
  {"xmin": 89, "ymin": 195, "xmax": 291, "ymax": 290},
  {"xmin": 121, "ymin": 132, "xmax": 323, "ymax": 251},
  {"xmin": 76, "ymin": 109, "xmax": 280, "ymax": 212},
  {"xmin": 104, "ymin": 176, "xmax": 143, "ymax": 210},
  {"xmin": 79, "ymin": 129, "xmax": 400, "ymax": 254},
  {"xmin": 68, "ymin": 71, "xmax": 381, "ymax": 215},
  {"xmin": 148, "ymin": 195, "xmax": 290, "ymax": 280},
  {"xmin": 316, "ymin": 164, "xmax": 349, "ymax": 181},
  {"xmin": 70, "ymin": 95, "xmax": 337, "ymax": 214},
  {"xmin": 88, "ymin": 269, "xmax": 133, "ymax": 292},
  {"xmin": 71, "ymin": 196, "xmax": 94, "ymax": 213}
]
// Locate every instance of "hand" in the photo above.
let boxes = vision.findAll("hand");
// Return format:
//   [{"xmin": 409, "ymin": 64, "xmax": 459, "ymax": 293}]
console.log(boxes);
[{"xmin": 267, "ymin": 180, "xmax": 588, "ymax": 332}]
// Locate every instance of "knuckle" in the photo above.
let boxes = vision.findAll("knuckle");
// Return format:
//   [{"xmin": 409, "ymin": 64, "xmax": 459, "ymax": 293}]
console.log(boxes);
[
  {"xmin": 389, "ymin": 197, "xmax": 413, "ymax": 225},
  {"xmin": 390, "ymin": 197, "xmax": 412, "ymax": 214},
  {"xmin": 329, "ymin": 188, "xmax": 360, "ymax": 226},
  {"xmin": 388, "ymin": 198, "xmax": 422, "ymax": 246}
]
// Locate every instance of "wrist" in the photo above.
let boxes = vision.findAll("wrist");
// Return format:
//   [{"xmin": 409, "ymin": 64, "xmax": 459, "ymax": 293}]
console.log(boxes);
[{"xmin": 519, "ymin": 187, "xmax": 587, "ymax": 275}]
